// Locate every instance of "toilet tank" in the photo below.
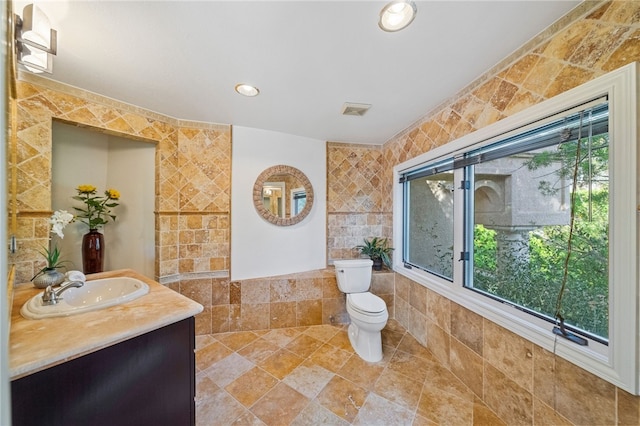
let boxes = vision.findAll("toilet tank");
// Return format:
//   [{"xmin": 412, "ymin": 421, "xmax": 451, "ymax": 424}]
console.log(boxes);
[{"xmin": 334, "ymin": 259, "xmax": 373, "ymax": 293}]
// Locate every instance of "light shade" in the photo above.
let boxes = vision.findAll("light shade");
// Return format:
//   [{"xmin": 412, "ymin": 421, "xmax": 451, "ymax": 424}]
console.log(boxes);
[
  {"xmin": 235, "ymin": 83, "xmax": 260, "ymax": 97},
  {"xmin": 379, "ymin": 1, "xmax": 417, "ymax": 32},
  {"xmin": 15, "ymin": 3, "xmax": 57, "ymax": 74},
  {"xmin": 21, "ymin": 4, "xmax": 53, "ymax": 50},
  {"xmin": 20, "ymin": 43, "xmax": 52, "ymax": 73}
]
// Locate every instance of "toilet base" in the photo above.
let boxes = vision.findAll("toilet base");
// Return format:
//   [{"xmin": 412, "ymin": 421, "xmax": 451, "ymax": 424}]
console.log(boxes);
[{"xmin": 348, "ymin": 322, "xmax": 383, "ymax": 363}]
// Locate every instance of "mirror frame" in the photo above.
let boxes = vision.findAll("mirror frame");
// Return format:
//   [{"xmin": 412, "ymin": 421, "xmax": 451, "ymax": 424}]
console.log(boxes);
[{"xmin": 253, "ymin": 165, "xmax": 314, "ymax": 226}]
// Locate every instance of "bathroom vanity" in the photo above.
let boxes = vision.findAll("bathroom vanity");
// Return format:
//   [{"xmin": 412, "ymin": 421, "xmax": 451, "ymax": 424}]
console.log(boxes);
[{"xmin": 8, "ymin": 269, "xmax": 203, "ymax": 426}]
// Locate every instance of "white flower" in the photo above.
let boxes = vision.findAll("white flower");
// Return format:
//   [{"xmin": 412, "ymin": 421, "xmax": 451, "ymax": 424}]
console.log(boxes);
[{"xmin": 49, "ymin": 210, "xmax": 75, "ymax": 239}]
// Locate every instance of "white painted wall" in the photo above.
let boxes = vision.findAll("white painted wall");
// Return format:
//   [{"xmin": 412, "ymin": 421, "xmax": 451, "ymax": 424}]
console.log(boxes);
[
  {"xmin": 52, "ymin": 123, "xmax": 155, "ymax": 278},
  {"xmin": 231, "ymin": 126, "xmax": 326, "ymax": 280}
]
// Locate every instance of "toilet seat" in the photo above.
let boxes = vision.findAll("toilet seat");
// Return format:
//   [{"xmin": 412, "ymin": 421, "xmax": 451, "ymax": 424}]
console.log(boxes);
[{"xmin": 347, "ymin": 292, "xmax": 386, "ymax": 314}]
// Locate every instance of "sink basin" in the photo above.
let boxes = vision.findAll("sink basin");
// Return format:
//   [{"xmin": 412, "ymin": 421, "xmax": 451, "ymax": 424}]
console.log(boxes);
[{"xmin": 21, "ymin": 276, "xmax": 150, "ymax": 320}]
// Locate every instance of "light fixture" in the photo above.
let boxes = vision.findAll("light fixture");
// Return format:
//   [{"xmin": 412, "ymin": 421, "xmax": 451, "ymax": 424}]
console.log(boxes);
[
  {"xmin": 14, "ymin": 4, "xmax": 57, "ymax": 74},
  {"xmin": 235, "ymin": 83, "xmax": 260, "ymax": 97},
  {"xmin": 378, "ymin": 0, "xmax": 417, "ymax": 32}
]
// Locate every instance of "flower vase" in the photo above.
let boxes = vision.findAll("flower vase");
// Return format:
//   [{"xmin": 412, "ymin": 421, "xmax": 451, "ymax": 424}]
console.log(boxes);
[
  {"xmin": 32, "ymin": 268, "xmax": 65, "ymax": 289},
  {"xmin": 82, "ymin": 229, "xmax": 104, "ymax": 274}
]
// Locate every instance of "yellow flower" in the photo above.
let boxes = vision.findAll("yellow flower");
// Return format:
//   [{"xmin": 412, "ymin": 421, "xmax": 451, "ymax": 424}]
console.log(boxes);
[
  {"xmin": 106, "ymin": 189, "xmax": 120, "ymax": 200},
  {"xmin": 73, "ymin": 185, "xmax": 121, "ymax": 230},
  {"xmin": 77, "ymin": 184, "xmax": 97, "ymax": 194}
]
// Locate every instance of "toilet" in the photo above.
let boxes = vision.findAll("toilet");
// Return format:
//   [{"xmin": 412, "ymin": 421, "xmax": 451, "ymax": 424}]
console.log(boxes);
[{"xmin": 334, "ymin": 259, "xmax": 389, "ymax": 362}]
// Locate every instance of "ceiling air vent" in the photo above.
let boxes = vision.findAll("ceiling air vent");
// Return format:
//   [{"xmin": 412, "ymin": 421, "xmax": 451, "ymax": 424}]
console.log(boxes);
[{"xmin": 341, "ymin": 102, "xmax": 371, "ymax": 116}]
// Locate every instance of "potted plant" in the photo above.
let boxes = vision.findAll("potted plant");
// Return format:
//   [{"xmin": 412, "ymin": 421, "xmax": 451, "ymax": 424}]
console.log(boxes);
[
  {"xmin": 355, "ymin": 237, "xmax": 394, "ymax": 271},
  {"xmin": 72, "ymin": 185, "xmax": 121, "ymax": 274},
  {"xmin": 32, "ymin": 210, "xmax": 74, "ymax": 288}
]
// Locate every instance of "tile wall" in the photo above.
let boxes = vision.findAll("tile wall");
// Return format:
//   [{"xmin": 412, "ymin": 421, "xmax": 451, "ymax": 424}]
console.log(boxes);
[
  {"xmin": 326, "ymin": 142, "xmax": 391, "ymax": 263},
  {"xmin": 168, "ymin": 269, "xmax": 394, "ymax": 336},
  {"xmin": 10, "ymin": 76, "xmax": 231, "ymax": 285},
  {"xmin": 8, "ymin": 0, "xmax": 640, "ymax": 423},
  {"xmin": 385, "ymin": 1, "xmax": 640, "ymax": 424}
]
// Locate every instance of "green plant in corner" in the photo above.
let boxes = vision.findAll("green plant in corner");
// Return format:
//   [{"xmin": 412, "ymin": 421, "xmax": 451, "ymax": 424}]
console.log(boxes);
[{"xmin": 355, "ymin": 237, "xmax": 394, "ymax": 270}]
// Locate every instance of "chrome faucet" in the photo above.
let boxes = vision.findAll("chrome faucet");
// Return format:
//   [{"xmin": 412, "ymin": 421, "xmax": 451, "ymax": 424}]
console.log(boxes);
[{"xmin": 42, "ymin": 281, "xmax": 84, "ymax": 306}]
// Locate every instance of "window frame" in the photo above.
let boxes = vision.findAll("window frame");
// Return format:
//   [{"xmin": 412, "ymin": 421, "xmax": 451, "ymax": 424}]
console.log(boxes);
[{"xmin": 392, "ymin": 63, "xmax": 639, "ymax": 394}]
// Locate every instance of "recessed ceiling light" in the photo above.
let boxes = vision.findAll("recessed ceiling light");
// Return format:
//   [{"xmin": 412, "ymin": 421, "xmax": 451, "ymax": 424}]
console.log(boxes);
[
  {"xmin": 235, "ymin": 83, "xmax": 260, "ymax": 97},
  {"xmin": 379, "ymin": 1, "xmax": 417, "ymax": 32}
]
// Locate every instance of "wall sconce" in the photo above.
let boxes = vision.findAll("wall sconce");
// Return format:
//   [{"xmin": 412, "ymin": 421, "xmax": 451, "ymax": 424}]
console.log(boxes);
[{"xmin": 14, "ymin": 4, "xmax": 57, "ymax": 73}]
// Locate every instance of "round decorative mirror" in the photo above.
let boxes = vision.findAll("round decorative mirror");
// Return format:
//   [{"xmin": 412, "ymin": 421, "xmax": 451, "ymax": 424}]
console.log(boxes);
[{"xmin": 253, "ymin": 165, "xmax": 314, "ymax": 226}]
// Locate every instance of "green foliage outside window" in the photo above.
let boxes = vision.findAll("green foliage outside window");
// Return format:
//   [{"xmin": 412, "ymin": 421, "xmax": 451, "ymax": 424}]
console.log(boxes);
[{"xmin": 473, "ymin": 135, "xmax": 609, "ymax": 339}]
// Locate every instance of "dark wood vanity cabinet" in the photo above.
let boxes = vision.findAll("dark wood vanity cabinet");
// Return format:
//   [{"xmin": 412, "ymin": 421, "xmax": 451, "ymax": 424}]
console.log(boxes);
[{"xmin": 11, "ymin": 317, "xmax": 195, "ymax": 426}]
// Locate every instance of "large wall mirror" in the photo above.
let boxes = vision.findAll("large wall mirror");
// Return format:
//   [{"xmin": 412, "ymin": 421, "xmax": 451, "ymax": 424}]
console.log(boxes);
[{"xmin": 253, "ymin": 165, "xmax": 314, "ymax": 226}]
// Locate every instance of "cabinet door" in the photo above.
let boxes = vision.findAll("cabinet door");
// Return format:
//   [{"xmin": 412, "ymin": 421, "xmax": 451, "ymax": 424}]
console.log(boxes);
[{"xmin": 11, "ymin": 317, "xmax": 195, "ymax": 426}]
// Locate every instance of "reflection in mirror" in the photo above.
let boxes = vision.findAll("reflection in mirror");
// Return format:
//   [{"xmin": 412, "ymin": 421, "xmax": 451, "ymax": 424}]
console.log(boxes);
[
  {"xmin": 254, "ymin": 165, "xmax": 314, "ymax": 226},
  {"xmin": 262, "ymin": 181, "xmax": 285, "ymax": 218},
  {"xmin": 291, "ymin": 187, "xmax": 306, "ymax": 216}
]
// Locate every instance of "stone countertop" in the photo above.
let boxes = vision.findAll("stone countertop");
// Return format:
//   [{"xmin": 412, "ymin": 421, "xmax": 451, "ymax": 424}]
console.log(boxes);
[{"xmin": 9, "ymin": 269, "xmax": 203, "ymax": 380}]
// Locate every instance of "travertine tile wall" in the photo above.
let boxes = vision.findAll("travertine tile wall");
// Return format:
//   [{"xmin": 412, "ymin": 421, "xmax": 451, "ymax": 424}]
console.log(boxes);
[
  {"xmin": 10, "ymin": 75, "xmax": 231, "ymax": 291},
  {"xmin": 326, "ymin": 142, "xmax": 391, "ymax": 263},
  {"xmin": 386, "ymin": 1, "xmax": 640, "ymax": 424},
  {"xmin": 9, "ymin": 1, "xmax": 640, "ymax": 422},
  {"xmin": 9, "ymin": 78, "xmax": 391, "ymax": 338},
  {"xmin": 171, "ymin": 269, "xmax": 394, "ymax": 335}
]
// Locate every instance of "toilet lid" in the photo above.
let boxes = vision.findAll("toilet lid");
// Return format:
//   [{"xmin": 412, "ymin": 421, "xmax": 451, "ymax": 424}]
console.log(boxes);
[{"xmin": 348, "ymin": 292, "xmax": 386, "ymax": 314}]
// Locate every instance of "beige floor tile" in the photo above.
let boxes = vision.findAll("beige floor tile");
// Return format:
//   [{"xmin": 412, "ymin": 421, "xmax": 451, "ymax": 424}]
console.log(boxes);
[
  {"xmin": 225, "ymin": 366, "xmax": 279, "ymax": 407},
  {"xmin": 326, "ymin": 329, "xmax": 353, "ymax": 351},
  {"xmin": 285, "ymin": 334, "xmax": 324, "ymax": 358},
  {"xmin": 199, "ymin": 322, "xmax": 514, "ymax": 425},
  {"xmin": 290, "ymin": 401, "xmax": 349, "ymax": 426},
  {"xmin": 373, "ymin": 369, "xmax": 423, "ymax": 411},
  {"xmin": 315, "ymin": 375, "xmax": 369, "ymax": 423},
  {"xmin": 237, "ymin": 337, "xmax": 281, "ymax": 364},
  {"xmin": 216, "ymin": 330, "xmax": 262, "ymax": 351},
  {"xmin": 230, "ymin": 410, "xmax": 267, "ymax": 425},
  {"xmin": 250, "ymin": 382, "xmax": 310, "ymax": 425},
  {"xmin": 337, "ymin": 355, "xmax": 386, "ymax": 390},
  {"xmin": 195, "ymin": 375, "xmax": 220, "ymax": 402},
  {"xmin": 423, "ymin": 361, "xmax": 475, "ymax": 402},
  {"xmin": 261, "ymin": 327, "xmax": 303, "ymax": 347},
  {"xmin": 196, "ymin": 387, "xmax": 247, "ymax": 426},
  {"xmin": 397, "ymin": 333, "xmax": 436, "ymax": 360},
  {"xmin": 196, "ymin": 340, "xmax": 234, "ymax": 370},
  {"xmin": 257, "ymin": 348, "xmax": 304, "ymax": 379},
  {"xmin": 353, "ymin": 392, "xmax": 415, "ymax": 426},
  {"xmin": 302, "ymin": 324, "xmax": 343, "ymax": 342},
  {"xmin": 381, "ymin": 328, "xmax": 405, "ymax": 348},
  {"xmin": 387, "ymin": 349, "xmax": 432, "ymax": 383},
  {"xmin": 303, "ymin": 343, "xmax": 354, "ymax": 373},
  {"xmin": 205, "ymin": 352, "xmax": 254, "ymax": 387},
  {"xmin": 195, "ymin": 334, "xmax": 216, "ymax": 349},
  {"xmin": 283, "ymin": 363, "xmax": 335, "ymax": 399},
  {"xmin": 417, "ymin": 386, "xmax": 474, "ymax": 425}
]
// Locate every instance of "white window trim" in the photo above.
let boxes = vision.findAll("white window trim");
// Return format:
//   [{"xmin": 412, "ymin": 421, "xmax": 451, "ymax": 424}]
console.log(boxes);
[{"xmin": 392, "ymin": 62, "xmax": 639, "ymax": 394}]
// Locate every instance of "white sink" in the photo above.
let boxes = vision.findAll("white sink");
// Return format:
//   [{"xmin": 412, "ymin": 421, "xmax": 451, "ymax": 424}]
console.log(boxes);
[{"xmin": 21, "ymin": 276, "xmax": 150, "ymax": 320}]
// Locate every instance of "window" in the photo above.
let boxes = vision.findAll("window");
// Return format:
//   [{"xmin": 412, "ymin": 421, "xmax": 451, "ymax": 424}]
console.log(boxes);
[
  {"xmin": 401, "ymin": 159, "xmax": 455, "ymax": 280},
  {"xmin": 292, "ymin": 188, "xmax": 306, "ymax": 216},
  {"xmin": 461, "ymin": 101, "xmax": 609, "ymax": 343},
  {"xmin": 393, "ymin": 64, "xmax": 639, "ymax": 394}
]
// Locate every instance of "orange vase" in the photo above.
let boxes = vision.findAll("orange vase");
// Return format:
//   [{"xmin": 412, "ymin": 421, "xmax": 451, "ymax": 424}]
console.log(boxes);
[{"xmin": 82, "ymin": 229, "xmax": 104, "ymax": 274}]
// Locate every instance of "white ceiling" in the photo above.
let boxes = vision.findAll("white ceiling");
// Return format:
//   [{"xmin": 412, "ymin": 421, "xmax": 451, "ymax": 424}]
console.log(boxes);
[{"xmin": 16, "ymin": 1, "xmax": 581, "ymax": 145}]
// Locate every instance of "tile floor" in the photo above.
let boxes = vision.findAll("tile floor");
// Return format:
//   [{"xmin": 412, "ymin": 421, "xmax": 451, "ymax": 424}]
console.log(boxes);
[{"xmin": 194, "ymin": 320, "xmax": 506, "ymax": 425}]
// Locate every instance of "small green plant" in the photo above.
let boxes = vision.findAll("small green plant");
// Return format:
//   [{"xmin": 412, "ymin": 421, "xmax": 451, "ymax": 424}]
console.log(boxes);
[
  {"xmin": 355, "ymin": 237, "xmax": 394, "ymax": 270},
  {"xmin": 32, "ymin": 210, "xmax": 74, "ymax": 281}
]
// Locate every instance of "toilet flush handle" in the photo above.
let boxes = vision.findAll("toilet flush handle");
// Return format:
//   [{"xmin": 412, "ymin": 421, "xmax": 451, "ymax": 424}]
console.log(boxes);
[{"xmin": 338, "ymin": 269, "xmax": 344, "ymax": 273}]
